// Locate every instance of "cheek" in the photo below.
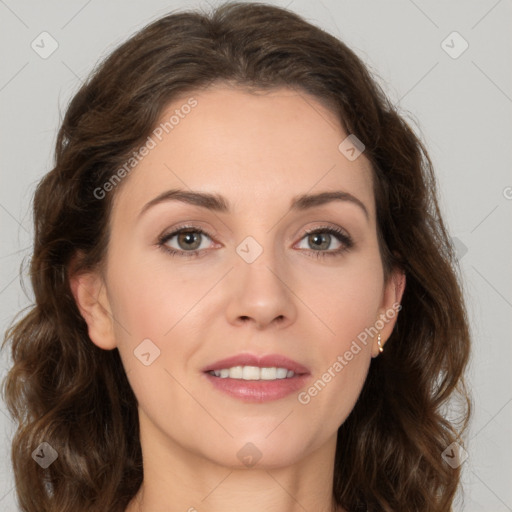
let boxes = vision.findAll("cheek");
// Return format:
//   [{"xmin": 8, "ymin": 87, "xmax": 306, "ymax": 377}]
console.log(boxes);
[
  {"xmin": 105, "ymin": 257, "xmax": 202, "ymax": 429},
  {"xmin": 295, "ymin": 255, "xmax": 382, "ymax": 426},
  {"xmin": 298, "ymin": 318, "xmax": 374, "ymax": 435},
  {"xmin": 106, "ymin": 246, "xmax": 203, "ymax": 337},
  {"xmin": 306, "ymin": 252, "xmax": 384, "ymax": 343},
  {"xmin": 104, "ymin": 247, "xmax": 205, "ymax": 383}
]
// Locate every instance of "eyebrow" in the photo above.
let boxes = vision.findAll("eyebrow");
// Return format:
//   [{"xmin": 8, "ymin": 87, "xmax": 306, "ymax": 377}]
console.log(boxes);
[{"xmin": 138, "ymin": 188, "xmax": 369, "ymax": 220}]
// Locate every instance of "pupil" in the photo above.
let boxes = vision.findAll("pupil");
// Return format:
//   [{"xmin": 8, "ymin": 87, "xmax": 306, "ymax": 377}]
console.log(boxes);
[
  {"xmin": 180, "ymin": 231, "xmax": 200, "ymax": 249},
  {"xmin": 310, "ymin": 233, "xmax": 329, "ymax": 250}
]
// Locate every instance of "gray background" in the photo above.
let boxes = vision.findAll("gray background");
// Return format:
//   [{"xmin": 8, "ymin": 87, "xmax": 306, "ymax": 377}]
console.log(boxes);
[{"xmin": 1, "ymin": 0, "xmax": 511, "ymax": 510}]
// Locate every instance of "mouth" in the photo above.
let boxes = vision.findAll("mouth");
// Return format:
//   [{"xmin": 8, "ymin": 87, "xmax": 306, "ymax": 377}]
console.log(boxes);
[{"xmin": 202, "ymin": 353, "xmax": 310, "ymax": 403}]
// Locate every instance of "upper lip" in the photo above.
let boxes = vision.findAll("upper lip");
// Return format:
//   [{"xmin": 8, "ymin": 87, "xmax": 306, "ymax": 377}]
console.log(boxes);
[{"xmin": 202, "ymin": 353, "xmax": 310, "ymax": 375}]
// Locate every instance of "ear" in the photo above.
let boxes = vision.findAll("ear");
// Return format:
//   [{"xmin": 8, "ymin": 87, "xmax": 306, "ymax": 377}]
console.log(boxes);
[
  {"xmin": 372, "ymin": 267, "xmax": 406, "ymax": 358},
  {"xmin": 69, "ymin": 269, "xmax": 117, "ymax": 350}
]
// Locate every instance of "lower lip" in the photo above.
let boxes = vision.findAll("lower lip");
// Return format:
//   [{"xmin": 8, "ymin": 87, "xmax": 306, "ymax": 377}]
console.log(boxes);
[{"xmin": 204, "ymin": 372, "xmax": 310, "ymax": 403}]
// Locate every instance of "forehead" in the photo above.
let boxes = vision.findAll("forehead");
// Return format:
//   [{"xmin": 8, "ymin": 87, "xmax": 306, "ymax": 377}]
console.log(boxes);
[{"xmin": 111, "ymin": 84, "xmax": 375, "ymax": 220}]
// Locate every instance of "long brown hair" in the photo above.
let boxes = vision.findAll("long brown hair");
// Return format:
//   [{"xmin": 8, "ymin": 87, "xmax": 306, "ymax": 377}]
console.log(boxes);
[{"xmin": 2, "ymin": 2, "xmax": 471, "ymax": 511}]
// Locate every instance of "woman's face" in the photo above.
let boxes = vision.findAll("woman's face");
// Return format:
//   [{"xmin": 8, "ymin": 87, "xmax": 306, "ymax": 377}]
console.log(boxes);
[{"xmin": 77, "ymin": 84, "xmax": 403, "ymax": 469}]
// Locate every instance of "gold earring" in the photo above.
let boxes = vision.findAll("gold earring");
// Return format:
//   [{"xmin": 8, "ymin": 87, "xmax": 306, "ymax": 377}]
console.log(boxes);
[{"xmin": 377, "ymin": 332, "xmax": 383, "ymax": 353}]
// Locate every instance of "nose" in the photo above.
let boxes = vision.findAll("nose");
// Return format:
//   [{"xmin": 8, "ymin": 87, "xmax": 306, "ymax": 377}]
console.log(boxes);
[{"xmin": 225, "ymin": 245, "xmax": 297, "ymax": 330}]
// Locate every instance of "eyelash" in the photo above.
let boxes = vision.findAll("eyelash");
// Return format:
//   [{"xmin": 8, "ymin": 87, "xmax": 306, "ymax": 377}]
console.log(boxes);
[{"xmin": 157, "ymin": 224, "xmax": 354, "ymax": 259}]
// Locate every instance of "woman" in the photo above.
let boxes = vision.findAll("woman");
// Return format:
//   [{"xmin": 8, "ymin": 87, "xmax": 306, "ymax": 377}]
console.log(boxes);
[{"xmin": 1, "ymin": 2, "xmax": 471, "ymax": 511}]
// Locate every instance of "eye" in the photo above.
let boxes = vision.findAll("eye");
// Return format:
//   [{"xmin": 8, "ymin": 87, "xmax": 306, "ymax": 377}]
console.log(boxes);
[
  {"xmin": 295, "ymin": 226, "xmax": 353, "ymax": 258},
  {"xmin": 157, "ymin": 225, "xmax": 353, "ymax": 259},
  {"xmin": 157, "ymin": 226, "xmax": 215, "ymax": 258}
]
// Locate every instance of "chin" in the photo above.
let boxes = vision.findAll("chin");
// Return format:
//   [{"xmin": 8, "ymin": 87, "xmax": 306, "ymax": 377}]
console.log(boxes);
[{"xmin": 197, "ymin": 434, "xmax": 310, "ymax": 470}]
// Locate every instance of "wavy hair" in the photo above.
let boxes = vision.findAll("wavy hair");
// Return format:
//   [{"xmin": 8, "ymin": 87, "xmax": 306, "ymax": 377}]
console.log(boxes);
[{"xmin": 2, "ymin": 2, "xmax": 471, "ymax": 511}]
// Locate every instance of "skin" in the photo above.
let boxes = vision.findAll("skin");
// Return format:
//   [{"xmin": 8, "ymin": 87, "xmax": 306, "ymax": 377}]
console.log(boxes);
[{"xmin": 71, "ymin": 83, "xmax": 405, "ymax": 512}]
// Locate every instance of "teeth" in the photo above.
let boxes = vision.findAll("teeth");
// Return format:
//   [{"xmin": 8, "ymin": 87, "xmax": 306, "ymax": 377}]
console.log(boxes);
[
  {"xmin": 229, "ymin": 366, "xmax": 243, "ymax": 379},
  {"xmin": 209, "ymin": 366, "xmax": 296, "ymax": 380},
  {"xmin": 276, "ymin": 368, "xmax": 288, "ymax": 379},
  {"xmin": 243, "ymin": 366, "xmax": 260, "ymax": 380},
  {"xmin": 261, "ymin": 367, "xmax": 276, "ymax": 380}
]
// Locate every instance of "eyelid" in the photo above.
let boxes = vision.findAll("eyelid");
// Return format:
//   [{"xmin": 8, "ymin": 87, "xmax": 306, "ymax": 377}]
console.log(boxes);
[{"xmin": 158, "ymin": 222, "xmax": 218, "ymax": 242}]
